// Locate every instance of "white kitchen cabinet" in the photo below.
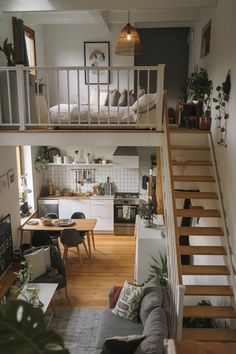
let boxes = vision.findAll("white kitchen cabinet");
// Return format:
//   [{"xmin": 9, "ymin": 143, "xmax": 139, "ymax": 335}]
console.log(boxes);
[
  {"xmin": 58, "ymin": 199, "xmax": 91, "ymax": 219},
  {"xmin": 134, "ymin": 215, "xmax": 166, "ymax": 284},
  {"xmin": 90, "ymin": 198, "xmax": 114, "ymax": 232}
]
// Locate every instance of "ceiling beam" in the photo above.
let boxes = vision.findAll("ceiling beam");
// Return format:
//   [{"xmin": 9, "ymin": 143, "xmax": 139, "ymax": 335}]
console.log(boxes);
[
  {"xmin": 89, "ymin": 10, "xmax": 110, "ymax": 34},
  {"xmin": 109, "ymin": 8, "xmax": 202, "ymax": 24},
  {"xmin": 0, "ymin": 0, "xmax": 217, "ymax": 12}
]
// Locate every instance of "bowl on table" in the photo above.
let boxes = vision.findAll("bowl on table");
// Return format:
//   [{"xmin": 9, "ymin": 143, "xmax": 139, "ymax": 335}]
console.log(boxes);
[{"xmin": 40, "ymin": 217, "xmax": 53, "ymax": 226}]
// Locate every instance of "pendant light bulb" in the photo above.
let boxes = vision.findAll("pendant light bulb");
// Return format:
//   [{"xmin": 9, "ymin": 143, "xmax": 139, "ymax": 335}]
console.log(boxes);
[{"xmin": 115, "ymin": 10, "xmax": 142, "ymax": 56}]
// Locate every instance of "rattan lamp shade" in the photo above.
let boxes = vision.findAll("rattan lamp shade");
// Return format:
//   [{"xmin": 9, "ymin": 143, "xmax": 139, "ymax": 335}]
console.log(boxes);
[{"xmin": 115, "ymin": 23, "xmax": 142, "ymax": 56}]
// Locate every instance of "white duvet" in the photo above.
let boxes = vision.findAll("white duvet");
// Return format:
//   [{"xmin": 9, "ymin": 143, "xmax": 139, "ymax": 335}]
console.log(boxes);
[{"xmin": 50, "ymin": 104, "xmax": 137, "ymax": 124}]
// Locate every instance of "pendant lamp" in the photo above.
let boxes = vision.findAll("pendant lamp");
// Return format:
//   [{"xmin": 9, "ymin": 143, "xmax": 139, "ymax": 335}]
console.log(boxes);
[{"xmin": 115, "ymin": 11, "xmax": 142, "ymax": 56}]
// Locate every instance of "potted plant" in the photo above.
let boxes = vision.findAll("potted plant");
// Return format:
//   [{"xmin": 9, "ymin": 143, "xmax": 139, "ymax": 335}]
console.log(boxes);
[
  {"xmin": 0, "ymin": 38, "xmax": 14, "ymax": 66},
  {"xmin": 147, "ymin": 252, "xmax": 168, "ymax": 287},
  {"xmin": 34, "ymin": 147, "xmax": 49, "ymax": 172},
  {"xmin": 35, "ymin": 77, "xmax": 46, "ymax": 94},
  {"xmin": 138, "ymin": 199, "xmax": 156, "ymax": 227},
  {"xmin": 187, "ymin": 68, "xmax": 212, "ymax": 104},
  {"xmin": 187, "ymin": 68, "xmax": 213, "ymax": 130},
  {"xmin": 0, "ymin": 300, "xmax": 69, "ymax": 353}
]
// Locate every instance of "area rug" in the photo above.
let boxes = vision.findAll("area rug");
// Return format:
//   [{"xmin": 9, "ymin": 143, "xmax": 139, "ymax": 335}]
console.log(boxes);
[{"xmin": 50, "ymin": 308, "xmax": 103, "ymax": 354}]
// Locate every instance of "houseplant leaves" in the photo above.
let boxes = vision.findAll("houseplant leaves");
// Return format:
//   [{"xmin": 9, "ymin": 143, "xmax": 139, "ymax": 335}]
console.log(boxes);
[{"xmin": 0, "ymin": 300, "xmax": 69, "ymax": 354}]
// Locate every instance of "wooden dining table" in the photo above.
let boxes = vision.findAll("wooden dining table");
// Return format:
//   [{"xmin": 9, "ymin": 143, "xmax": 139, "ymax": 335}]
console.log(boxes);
[{"xmin": 21, "ymin": 218, "xmax": 97, "ymax": 259}]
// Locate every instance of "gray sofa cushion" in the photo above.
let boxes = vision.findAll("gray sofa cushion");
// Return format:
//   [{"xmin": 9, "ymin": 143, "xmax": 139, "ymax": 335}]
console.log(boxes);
[
  {"xmin": 140, "ymin": 278, "xmax": 163, "ymax": 325},
  {"xmin": 134, "ymin": 307, "xmax": 168, "ymax": 354},
  {"xmin": 95, "ymin": 309, "xmax": 144, "ymax": 350}
]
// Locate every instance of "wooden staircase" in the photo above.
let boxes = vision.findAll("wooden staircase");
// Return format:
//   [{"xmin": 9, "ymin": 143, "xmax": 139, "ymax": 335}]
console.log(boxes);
[{"xmin": 167, "ymin": 129, "xmax": 236, "ymax": 342}]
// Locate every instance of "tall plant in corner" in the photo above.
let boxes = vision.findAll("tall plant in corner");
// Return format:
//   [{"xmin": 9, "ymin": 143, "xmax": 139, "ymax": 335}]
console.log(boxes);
[{"xmin": 213, "ymin": 70, "xmax": 231, "ymax": 147}]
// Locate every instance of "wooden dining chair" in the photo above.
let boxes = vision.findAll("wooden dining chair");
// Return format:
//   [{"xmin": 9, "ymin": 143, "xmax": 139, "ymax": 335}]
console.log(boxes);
[{"xmin": 60, "ymin": 228, "xmax": 89, "ymax": 265}]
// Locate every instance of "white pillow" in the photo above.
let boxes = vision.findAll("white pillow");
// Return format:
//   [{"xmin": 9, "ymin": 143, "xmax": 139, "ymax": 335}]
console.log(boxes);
[
  {"xmin": 132, "ymin": 93, "xmax": 157, "ymax": 114},
  {"xmin": 24, "ymin": 248, "xmax": 47, "ymax": 281},
  {"xmin": 90, "ymin": 88, "xmax": 108, "ymax": 106},
  {"xmin": 43, "ymin": 247, "xmax": 51, "ymax": 271}
]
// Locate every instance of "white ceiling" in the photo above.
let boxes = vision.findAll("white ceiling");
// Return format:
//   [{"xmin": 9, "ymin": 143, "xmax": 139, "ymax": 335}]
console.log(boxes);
[{"xmin": 0, "ymin": 0, "xmax": 217, "ymax": 28}]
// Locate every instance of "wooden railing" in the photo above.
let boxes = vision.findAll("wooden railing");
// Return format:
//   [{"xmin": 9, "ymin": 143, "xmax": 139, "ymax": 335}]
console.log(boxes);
[
  {"xmin": 0, "ymin": 65, "xmax": 165, "ymax": 131},
  {"xmin": 162, "ymin": 93, "xmax": 185, "ymax": 339}
]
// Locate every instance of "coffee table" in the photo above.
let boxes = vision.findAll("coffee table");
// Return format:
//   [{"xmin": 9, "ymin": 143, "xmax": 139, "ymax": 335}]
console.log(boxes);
[{"xmin": 18, "ymin": 283, "xmax": 58, "ymax": 314}]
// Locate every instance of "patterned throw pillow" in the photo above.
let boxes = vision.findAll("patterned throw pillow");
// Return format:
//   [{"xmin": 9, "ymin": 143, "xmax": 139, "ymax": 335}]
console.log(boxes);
[
  {"xmin": 101, "ymin": 335, "xmax": 146, "ymax": 354},
  {"xmin": 112, "ymin": 281, "xmax": 145, "ymax": 322}
]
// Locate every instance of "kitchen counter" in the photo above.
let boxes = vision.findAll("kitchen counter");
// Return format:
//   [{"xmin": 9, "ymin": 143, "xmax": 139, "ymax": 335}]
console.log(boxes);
[{"xmin": 38, "ymin": 195, "xmax": 114, "ymax": 200}]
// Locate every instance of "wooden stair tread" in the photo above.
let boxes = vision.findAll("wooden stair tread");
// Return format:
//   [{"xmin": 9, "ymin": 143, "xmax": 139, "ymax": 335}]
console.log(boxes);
[
  {"xmin": 171, "ymin": 145, "xmax": 210, "ymax": 151},
  {"xmin": 176, "ymin": 209, "xmax": 221, "ymax": 217},
  {"xmin": 178, "ymin": 227, "xmax": 224, "ymax": 236},
  {"xmin": 175, "ymin": 191, "xmax": 218, "ymax": 199},
  {"xmin": 172, "ymin": 160, "xmax": 212, "ymax": 166},
  {"xmin": 180, "ymin": 246, "xmax": 226, "ymax": 255},
  {"xmin": 183, "ymin": 306, "xmax": 236, "ymax": 318},
  {"xmin": 182, "ymin": 265, "xmax": 229, "ymax": 275},
  {"xmin": 174, "ymin": 175, "xmax": 215, "ymax": 182},
  {"xmin": 182, "ymin": 328, "xmax": 236, "ymax": 342},
  {"xmin": 185, "ymin": 285, "xmax": 233, "ymax": 296},
  {"xmin": 175, "ymin": 340, "xmax": 236, "ymax": 354}
]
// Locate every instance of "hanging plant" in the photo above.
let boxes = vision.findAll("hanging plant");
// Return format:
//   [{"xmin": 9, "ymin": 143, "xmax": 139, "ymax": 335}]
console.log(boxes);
[
  {"xmin": 34, "ymin": 147, "xmax": 49, "ymax": 172},
  {"xmin": 213, "ymin": 70, "xmax": 231, "ymax": 147}
]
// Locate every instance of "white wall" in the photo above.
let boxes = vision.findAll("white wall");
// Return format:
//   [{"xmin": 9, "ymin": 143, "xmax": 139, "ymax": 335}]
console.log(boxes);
[
  {"xmin": 44, "ymin": 23, "xmax": 133, "ymax": 104},
  {"xmin": 189, "ymin": 0, "xmax": 236, "ymax": 266},
  {"xmin": 0, "ymin": 146, "xmax": 21, "ymax": 249}
]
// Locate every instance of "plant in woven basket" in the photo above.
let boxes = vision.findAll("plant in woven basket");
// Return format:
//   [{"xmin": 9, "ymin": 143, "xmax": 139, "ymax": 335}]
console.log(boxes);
[
  {"xmin": 147, "ymin": 252, "xmax": 168, "ymax": 287},
  {"xmin": 213, "ymin": 70, "xmax": 231, "ymax": 147}
]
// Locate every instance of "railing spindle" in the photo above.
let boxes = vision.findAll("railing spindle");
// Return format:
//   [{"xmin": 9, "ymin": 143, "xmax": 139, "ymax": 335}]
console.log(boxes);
[{"xmin": 6, "ymin": 70, "xmax": 12, "ymax": 124}]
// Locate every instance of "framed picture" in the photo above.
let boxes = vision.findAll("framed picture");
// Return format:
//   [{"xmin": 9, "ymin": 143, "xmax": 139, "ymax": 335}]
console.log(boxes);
[
  {"xmin": 84, "ymin": 41, "xmax": 110, "ymax": 84},
  {"xmin": 0, "ymin": 174, "xmax": 8, "ymax": 192},
  {"xmin": 7, "ymin": 170, "xmax": 15, "ymax": 185},
  {"xmin": 200, "ymin": 20, "xmax": 211, "ymax": 58}
]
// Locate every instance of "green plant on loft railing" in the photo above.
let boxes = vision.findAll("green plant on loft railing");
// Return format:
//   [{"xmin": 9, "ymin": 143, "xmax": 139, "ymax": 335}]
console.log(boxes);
[{"xmin": 213, "ymin": 70, "xmax": 231, "ymax": 147}]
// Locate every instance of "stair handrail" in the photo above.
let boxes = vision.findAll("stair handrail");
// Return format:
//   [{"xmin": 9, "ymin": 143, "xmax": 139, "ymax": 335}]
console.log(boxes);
[
  {"xmin": 162, "ymin": 92, "xmax": 185, "ymax": 339},
  {"xmin": 208, "ymin": 133, "xmax": 236, "ymax": 302}
]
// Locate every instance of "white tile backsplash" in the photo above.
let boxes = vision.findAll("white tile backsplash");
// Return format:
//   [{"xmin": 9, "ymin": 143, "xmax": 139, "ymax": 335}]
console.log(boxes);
[{"xmin": 44, "ymin": 165, "xmax": 139, "ymax": 193}]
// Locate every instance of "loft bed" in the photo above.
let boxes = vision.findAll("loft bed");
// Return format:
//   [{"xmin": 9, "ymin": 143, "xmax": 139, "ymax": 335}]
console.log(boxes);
[{"xmin": 0, "ymin": 65, "xmax": 165, "ymax": 131}]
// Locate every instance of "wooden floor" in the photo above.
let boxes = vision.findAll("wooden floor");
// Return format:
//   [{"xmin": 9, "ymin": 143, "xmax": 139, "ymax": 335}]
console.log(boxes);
[{"xmin": 54, "ymin": 234, "xmax": 136, "ymax": 308}]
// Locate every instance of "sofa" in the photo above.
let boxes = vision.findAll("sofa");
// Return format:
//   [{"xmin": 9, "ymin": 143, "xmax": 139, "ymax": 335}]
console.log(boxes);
[{"xmin": 93, "ymin": 278, "xmax": 169, "ymax": 354}]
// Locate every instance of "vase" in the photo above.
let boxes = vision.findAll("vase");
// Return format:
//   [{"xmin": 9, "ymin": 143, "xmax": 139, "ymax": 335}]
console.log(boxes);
[
  {"xmin": 199, "ymin": 115, "xmax": 212, "ymax": 130},
  {"xmin": 143, "ymin": 218, "xmax": 152, "ymax": 228}
]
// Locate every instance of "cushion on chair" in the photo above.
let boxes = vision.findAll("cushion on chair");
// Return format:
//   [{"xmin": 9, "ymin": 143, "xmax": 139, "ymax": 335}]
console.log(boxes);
[
  {"xmin": 24, "ymin": 246, "xmax": 67, "ymax": 290},
  {"xmin": 43, "ymin": 247, "xmax": 51, "ymax": 271},
  {"xmin": 24, "ymin": 248, "xmax": 47, "ymax": 281}
]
